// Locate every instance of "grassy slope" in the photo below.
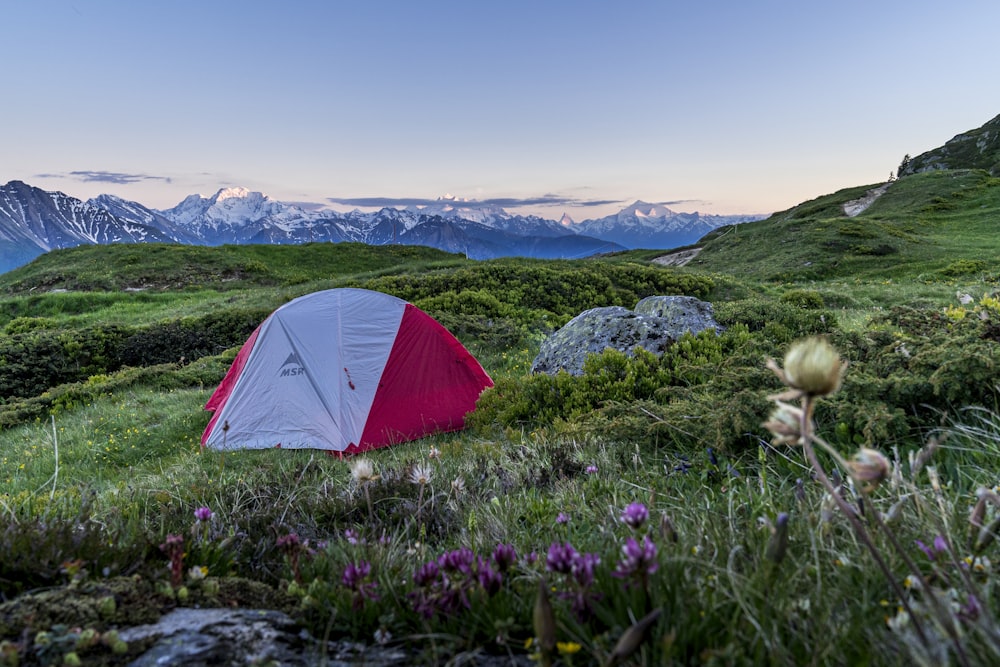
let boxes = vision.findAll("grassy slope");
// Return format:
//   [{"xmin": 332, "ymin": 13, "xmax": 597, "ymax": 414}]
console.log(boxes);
[{"xmin": 687, "ymin": 169, "xmax": 1000, "ymax": 284}]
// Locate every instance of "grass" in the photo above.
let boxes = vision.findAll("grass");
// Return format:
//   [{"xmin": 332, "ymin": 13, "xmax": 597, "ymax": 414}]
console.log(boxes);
[
  {"xmin": 1, "ymin": 175, "xmax": 1000, "ymax": 664},
  {"xmin": 687, "ymin": 170, "xmax": 1000, "ymax": 284}
]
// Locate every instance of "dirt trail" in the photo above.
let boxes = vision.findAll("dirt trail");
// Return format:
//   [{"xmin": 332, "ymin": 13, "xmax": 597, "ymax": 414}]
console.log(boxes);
[
  {"xmin": 842, "ymin": 182, "xmax": 892, "ymax": 217},
  {"xmin": 651, "ymin": 247, "xmax": 702, "ymax": 267}
]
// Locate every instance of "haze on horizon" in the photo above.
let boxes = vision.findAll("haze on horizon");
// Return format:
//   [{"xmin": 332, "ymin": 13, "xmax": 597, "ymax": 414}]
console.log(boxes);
[{"xmin": 3, "ymin": 0, "xmax": 999, "ymax": 222}]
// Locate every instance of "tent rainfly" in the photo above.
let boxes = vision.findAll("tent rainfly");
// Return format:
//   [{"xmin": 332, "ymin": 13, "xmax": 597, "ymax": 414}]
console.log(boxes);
[{"xmin": 201, "ymin": 288, "xmax": 494, "ymax": 454}]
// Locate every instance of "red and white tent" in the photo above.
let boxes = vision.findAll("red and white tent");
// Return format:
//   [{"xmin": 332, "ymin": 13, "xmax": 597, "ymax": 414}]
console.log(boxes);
[{"xmin": 201, "ymin": 288, "xmax": 493, "ymax": 454}]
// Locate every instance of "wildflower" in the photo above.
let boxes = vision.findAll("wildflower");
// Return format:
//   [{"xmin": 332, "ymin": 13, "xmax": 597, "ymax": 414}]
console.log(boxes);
[
  {"xmin": 762, "ymin": 401, "xmax": 805, "ymax": 445},
  {"xmin": 409, "ymin": 464, "xmax": 432, "ymax": 486},
  {"xmin": 546, "ymin": 542, "xmax": 579, "ymax": 574},
  {"xmin": 451, "ymin": 476, "xmax": 466, "ymax": 495},
  {"xmin": 344, "ymin": 529, "xmax": 364, "ymax": 545},
  {"xmin": 557, "ymin": 641, "xmax": 582, "ymax": 656},
  {"xmin": 770, "ymin": 336, "xmax": 846, "ymax": 397},
  {"xmin": 915, "ymin": 535, "xmax": 948, "ymax": 561},
  {"xmin": 556, "ymin": 512, "xmax": 570, "ymax": 525},
  {"xmin": 193, "ymin": 506, "xmax": 213, "ymax": 522},
  {"xmin": 439, "ymin": 547, "xmax": 476, "ymax": 574},
  {"xmin": 492, "ymin": 543, "xmax": 517, "ymax": 572},
  {"xmin": 846, "ymin": 448, "xmax": 891, "ymax": 493},
  {"xmin": 350, "ymin": 458, "xmax": 377, "ymax": 483},
  {"xmin": 188, "ymin": 565, "xmax": 208, "ymax": 581},
  {"xmin": 477, "ymin": 560, "xmax": 503, "ymax": 596},
  {"xmin": 614, "ymin": 535, "xmax": 659, "ymax": 584},
  {"xmin": 585, "ymin": 465, "xmax": 598, "ymax": 474},
  {"xmin": 428, "ymin": 446, "xmax": 441, "ymax": 459},
  {"xmin": 959, "ymin": 594, "xmax": 982, "ymax": 622},
  {"xmin": 620, "ymin": 502, "xmax": 649, "ymax": 529},
  {"xmin": 570, "ymin": 551, "xmax": 600, "ymax": 589},
  {"xmin": 342, "ymin": 560, "xmax": 380, "ymax": 609},
  {"xmin": 413, "ymin": 560, "xmax": 439, "ymax": 587}
]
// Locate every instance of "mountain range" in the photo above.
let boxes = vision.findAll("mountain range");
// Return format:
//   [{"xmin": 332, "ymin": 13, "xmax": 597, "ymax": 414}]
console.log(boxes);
[{"xmin": 0, "ymin": 182, "xmax": 763, "ymax": 274}]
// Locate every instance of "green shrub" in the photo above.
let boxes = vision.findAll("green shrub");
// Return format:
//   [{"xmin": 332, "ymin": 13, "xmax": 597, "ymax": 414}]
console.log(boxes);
[
  {"xmin": 3, "ymin": 316, "xmax": 58, "ymax": 335},
  {"xmin": 118, "ymin": 307, "xmax": 269, "ymax": 367},
  {"xmin": 939, "ymin": 259, "xmax": 988, "ymax": 277},
  {"xmin": 779, "ymin": 289, "xmax": 825, "ymax": 309}
]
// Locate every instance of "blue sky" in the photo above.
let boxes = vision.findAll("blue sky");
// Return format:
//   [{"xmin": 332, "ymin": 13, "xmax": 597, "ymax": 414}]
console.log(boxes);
[{"xmin": 3, "ymin": 1, "xmax": 999, "ymax": 220}]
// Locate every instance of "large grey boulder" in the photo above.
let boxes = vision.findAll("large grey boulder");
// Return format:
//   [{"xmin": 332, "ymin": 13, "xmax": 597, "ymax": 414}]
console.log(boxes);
[{"xmin": 531, "ymin": 296, "xmax": 721, "ymax": 375}]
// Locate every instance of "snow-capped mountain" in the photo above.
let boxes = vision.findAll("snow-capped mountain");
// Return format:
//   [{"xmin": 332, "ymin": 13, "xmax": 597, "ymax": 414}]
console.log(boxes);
[
  {"xmin": 406, "ymin": 194, "xmax": 569, "ymax": 238},
  {"xmin": 158, "ymin": 187, "xmax": 339, "ymax": 244},
  {"xmin": 87, "ymin": 193, "xmax": 202, "ymax": 244},
  {"xmin": 0, "ymin": 181, "xmax": 760, "ymax": 274},
  {"xmin": 571, "ymin": 201, "xmax": 764, "ymax": 249},
  {"xmin": 0, "ymin": 180, "xmax": 175, "ymax": 270}
]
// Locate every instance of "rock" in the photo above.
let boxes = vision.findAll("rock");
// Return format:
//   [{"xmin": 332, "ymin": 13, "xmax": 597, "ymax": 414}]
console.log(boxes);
[
  {"xmin": 115, "ymin": 607, "xmax": 530, "ymax": 666},
  {"xmin": 118, "ymin": 608, "xmax": 317, "ymax": 666},
  {"xmin": 531, "ymin": 296, "xmax": 721, "ymax": 375}
]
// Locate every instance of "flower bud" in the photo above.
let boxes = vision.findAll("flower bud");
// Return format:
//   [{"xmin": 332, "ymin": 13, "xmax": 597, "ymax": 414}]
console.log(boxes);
[
  {"xmin": 765, "ymin": 512, "xmax": 790, "ymax": 565},
  {"xmin": 782, "ymin": 337, "xmax": 845, "ymax": 396},
  {"xmin": 533, "ymin": 578, "xmax": 557, "ymax": 655},
  {"xmin": 605, "ymin": 607, "xmax": 662, "ymax": 667},
  {"xmin": 846, "ymin": 448, "xmax": 891, "ymax": 493},
  {"xmin": 762, "ymin": 401, "xmax": 804, "ymax": 445}
]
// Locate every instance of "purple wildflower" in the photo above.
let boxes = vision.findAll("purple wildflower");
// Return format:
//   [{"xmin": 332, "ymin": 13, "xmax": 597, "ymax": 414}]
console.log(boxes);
[
  {"xmin": 413, "ymin": 560, "xmax": 440, "ymax": 587},
  {"xmin": 438, "ymin": 547, "xmax": 475, "ymax": 574},
  {"xmin": 614, "ymin": 535, "xmax": 659, "ymax": 586},
  {"xmin": 193, "ymin": 506, "xmax": 213, "ymax": 522},
  {"xmin": 960, "ymin": 594, "xmax": 982, "ymax": 622},
  {"xmin": 546, "ymin": 542, "xmax": 579, "ymax": 574},
  {"xmin": 344, "ymin": 529, "xmax": 364, "ymax": 545},
  {"xmin": 585, "ymin": 465, "xmax": 598, "ymax": 474},
  {"xmin": 621, "ymin": 502, "xmax": 649, "ymax": 529},
  {"xmin": 571, "ymin": 551, "xmax": 600, "ymax": 588},
  {"xmin": 409, "ymin": 547, "xmax": 501, "ymax": 619},
  {"xmin": 544, "ymin": 542, "xmax": 602, "ymax": 622},
  {"xmin": 342, "ymin": 560, "xmax": 379, "ymax": 610},
  {"xmin": 915, "ymin": 535, "xmax": 949, "ymax": 561},
  {"xmin": 492, "ymin": 543, "xmax": 517, "ymax": 572},
  {"xmin": 556, "ymin": 512, "xmax": 570, "ymax": 525},
  {"xmin": 476, "ymin": 559, "xmax": 503, "ymax": 596}
]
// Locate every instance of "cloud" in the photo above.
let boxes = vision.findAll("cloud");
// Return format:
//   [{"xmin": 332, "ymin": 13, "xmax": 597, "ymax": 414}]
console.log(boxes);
[
  {"xmin": 38, "ymin": 171, "xmax": 173, "ymax": 185},
  {"xmin": 326, "ymin": 194, "xmax": 627, "ymax": 210},
  {"xmin": 655, "ymin": 199, "xmax": 703, "ymax": 208}
]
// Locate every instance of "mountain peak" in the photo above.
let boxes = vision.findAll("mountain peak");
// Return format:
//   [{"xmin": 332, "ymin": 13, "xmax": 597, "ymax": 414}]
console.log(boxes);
[
  {"xmin": 215, "ymin": 187, "xmax": 261, "ymax": 202},
  {"xmin": 621, "ymin": 200, "xmax": 677, "ymax": 218}
]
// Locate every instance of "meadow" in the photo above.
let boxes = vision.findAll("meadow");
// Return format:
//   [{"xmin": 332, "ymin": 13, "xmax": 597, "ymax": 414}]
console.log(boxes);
[{"xmin": 1, "ymin": 169, "xmax": 1000, "ymax": 666}]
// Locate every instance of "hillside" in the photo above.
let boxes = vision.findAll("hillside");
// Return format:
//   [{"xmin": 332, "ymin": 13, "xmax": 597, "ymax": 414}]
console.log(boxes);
[
  {"xmin": 683, "ymin": 169, "xmax": 1000, "ymax": 284},
  {"xmin": 900, "ymin": 112, "xmax": 1000, "ymax": 176}
]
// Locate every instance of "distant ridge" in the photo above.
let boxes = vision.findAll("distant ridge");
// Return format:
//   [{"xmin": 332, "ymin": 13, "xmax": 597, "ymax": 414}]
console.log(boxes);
[{"xmin": 0, "ymin": 182, "xmax": 759, "ymax": 274}]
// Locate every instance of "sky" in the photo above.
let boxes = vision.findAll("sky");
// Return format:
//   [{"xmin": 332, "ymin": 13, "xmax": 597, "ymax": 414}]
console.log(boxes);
[{"xmin": 3, "ymin": 0, "xmax": 1000, "ymax": 222}]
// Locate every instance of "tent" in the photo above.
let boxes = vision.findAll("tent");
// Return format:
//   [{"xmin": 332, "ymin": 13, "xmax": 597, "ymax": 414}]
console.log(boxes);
[{"xmin": 201, "ymin": 288, "xmax": 493, "ymax": 454}]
